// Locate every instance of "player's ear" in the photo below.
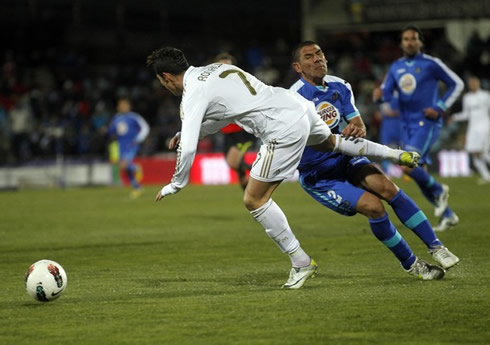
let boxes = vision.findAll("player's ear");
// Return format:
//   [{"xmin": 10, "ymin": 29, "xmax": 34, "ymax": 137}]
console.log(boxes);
[
  {"xmin": 292, "ymin": 62, "xmax": 302, "ymax": 74},
  {"xmin": 160, "ymin": 72, "xmax": 173, "ymax": 84}
]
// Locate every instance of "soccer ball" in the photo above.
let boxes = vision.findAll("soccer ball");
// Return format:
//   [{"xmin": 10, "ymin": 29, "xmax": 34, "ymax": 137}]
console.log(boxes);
[{"xmin": 25, "ymin": 260, "xmax": 67, "ymax": 302}]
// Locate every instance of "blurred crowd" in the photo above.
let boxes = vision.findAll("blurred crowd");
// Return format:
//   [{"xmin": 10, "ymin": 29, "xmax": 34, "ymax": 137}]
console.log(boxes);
[{"xmin": 1, "ymin": 29, "xmax": 488, "ymax": 166}]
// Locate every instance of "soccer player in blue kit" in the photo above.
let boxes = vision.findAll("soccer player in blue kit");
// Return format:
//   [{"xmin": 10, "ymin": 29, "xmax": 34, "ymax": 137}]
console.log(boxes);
[
  {"xmin": 373, "ymin": 25, "xmax": 464, "ymax": 231},
  {"xmin": 108, "ymin": 98, "xmax": 149, "ymax": 198},
  {"xmin": 291, "ymin": 41, "xmax": 459, "ymax": 279},
  {"xmin": 378, "ymin": 96, "xmax": 401, "ymax": 174}
]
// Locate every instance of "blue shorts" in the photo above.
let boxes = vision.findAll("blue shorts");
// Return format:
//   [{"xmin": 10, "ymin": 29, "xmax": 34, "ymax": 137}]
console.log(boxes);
[
  {"xmin": 401, "ymin": 119, "xmax": 441, "ymax": 166},
  {"xmin": 119, "ymin": 144, "xmax": 139, "ymax": 163},
  {"xmin": 379, "ymin": 117, "xmax": 401, "ymax": 147},
  {"xmin": 299, "ymin": 156, "xmax": 371, "ymax": 216}
]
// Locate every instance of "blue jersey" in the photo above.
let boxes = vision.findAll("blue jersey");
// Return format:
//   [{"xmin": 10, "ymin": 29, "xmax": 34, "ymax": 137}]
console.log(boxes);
[
  {"xmin": 381, "ymin": 53, "xmax": 463, "ymax": 127},
  {"xmin": 290, "ymin": 75, "xmax": 360, "ymax": 180},
  {"xmin": 108, "ymin": 112, "xmax": 149, "ymax": 163},
  {"xmin": 108, "ymin": 112, "xmax": 149, "ymax": 148},
  {"xmin": 379, "ymin": 96, "xmax": 401, "ymax": 146}
]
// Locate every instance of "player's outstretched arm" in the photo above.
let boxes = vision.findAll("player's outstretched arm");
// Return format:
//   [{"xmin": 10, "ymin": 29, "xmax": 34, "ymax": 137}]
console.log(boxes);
[
  {"xmin": 155, "ymin": 190, "xmax": 164, "ymax": 202},
  {"xmin": 342, "ymin": 117, "xmax": 366, "ymax": 138},
  {"xmin": 169, "ymin": 132, "xmax": 181, "ymax": 149}
]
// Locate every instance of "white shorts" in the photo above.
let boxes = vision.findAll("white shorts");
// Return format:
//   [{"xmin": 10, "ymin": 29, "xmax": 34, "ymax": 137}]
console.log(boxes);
[
  {"xmin": 250, "ymin": 106, "xmax": 331, "ymax": 182},
  {"xmin": 465, "ymin": 129, "xmax": 489, "ymax": 153}
]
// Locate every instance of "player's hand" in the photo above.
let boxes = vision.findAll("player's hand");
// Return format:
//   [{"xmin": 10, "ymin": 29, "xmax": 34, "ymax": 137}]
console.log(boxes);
[
  {"xmin": 423, "ymin": 107, "xmax": 440, "ymax": 120},
  {"xmin": 342, "ymin": 123, "xmax": 366, "ymax": 138},
  {"xmin": 154, "ymin": 190, "xmax": 165, "ymax": 202},
  {"xmin": 372, "ymin": 87, "xmax": 383, "ymax": 102},
  {"xmin": 169, "ymin": 134, "xmax": 181, "ymax": 150}
]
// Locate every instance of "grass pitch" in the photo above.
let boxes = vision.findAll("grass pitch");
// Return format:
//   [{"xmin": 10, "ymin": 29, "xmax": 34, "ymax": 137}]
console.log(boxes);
[{"xmin": 0, "ymin": 177, "xmax": 489, "ymax": 345}]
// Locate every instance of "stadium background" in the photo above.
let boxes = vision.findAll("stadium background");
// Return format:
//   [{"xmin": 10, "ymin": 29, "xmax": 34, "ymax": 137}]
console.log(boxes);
[
  {"xmin": 0, "ymin": 0, "xmax": 489, "ymax": 187},
  {"xmin": 1, "ymin": 2, "xmax": 490, "ymax": 345}
]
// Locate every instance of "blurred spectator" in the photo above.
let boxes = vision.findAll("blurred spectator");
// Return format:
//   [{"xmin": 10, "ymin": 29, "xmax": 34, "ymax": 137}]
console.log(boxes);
[
  {"xmin": 0, "ymin": 27, "xmax": 487, "ymax": 166},
  {"xmin": 9, "ymin": 94, "xmax": 34, "ymax": 162}
]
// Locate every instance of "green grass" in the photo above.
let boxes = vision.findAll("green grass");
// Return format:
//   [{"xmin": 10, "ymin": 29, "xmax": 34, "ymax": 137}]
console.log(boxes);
[{"xmin": 0, "ymin": 177, "xmax": 489, "ymax": 345}]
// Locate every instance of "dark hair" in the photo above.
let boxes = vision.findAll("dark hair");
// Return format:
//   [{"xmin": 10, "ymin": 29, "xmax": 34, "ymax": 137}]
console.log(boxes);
[
  {"xmin": 291, "ymin": 40, "xmax": 318, "ymax": 63},
  {"xmin": 146, "ymin": 47, "xmax": 189, "ymax": 75},
  {"xmin": 401, "ymin": 24, "xmax": 424, "ymax": 42},
  {"xmin": 213, "ymin": 52, "xmax": 237, "ymax": 65}
]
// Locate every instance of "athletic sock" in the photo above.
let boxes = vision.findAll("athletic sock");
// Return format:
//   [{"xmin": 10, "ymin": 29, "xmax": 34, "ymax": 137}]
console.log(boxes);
[
  {"xmin": 473, "ymin": 157, "xmax": 490, "ymax": 180},
  {"xmin": 389, "ymin": 190, "xmax": 443, "ymax": 249},
  {"xmin": 250, "ymin": 199, "xmax": 310, "ymax": 267},
  {"xmin": 126, "ymin": 163, "xmax": 140, "ymax": 189},
  {"xmin": 442, "ymin": 206, "xmax": 454, "ymax": 218},
  {"xmin": 369, "ymin": 213, "xmax": 416, "ymax": 270},
  {"xmin": 289, "ymin": 247, "xmax": 311, "ymax": 268},
  {"xmin": 408, "ymin": 167, "xmax": 442, "ymax": 204},
  {"xmin": 332, "ymin": 134, "xmax": 403, "ymax": 162}
]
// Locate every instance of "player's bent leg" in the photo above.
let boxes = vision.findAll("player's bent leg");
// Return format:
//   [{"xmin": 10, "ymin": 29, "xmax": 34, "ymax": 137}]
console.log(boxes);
[
  {"xmin": 433, "ymin": 184, "xmax": 450, "ymax": 218},
  {"xmin": 389, "ymin": 189, "xmax": 443, "ymax": 248},
  {"xmin": 243, "ymin": 177, "xmax": 281, "ymax": 211},
  {"xmin": 355, "ymin": 191, "xmax": 386, "ymax": 219},
  {"xmin": 225, "ymin": 146, "xmax": 243, "ymax": 171},
  {"xmin": 359, "ymin": 193, "xmax": 445, "ymax": 279},
  {"xmin": 227, "ymin": 146, "xmax": 250, "ymax": 189},
  {"xmin": 404, "ymin": 165, "xmax": 451, "ymax": 218},
  {"xmin": 351, "ymin": 164, "xmax": 399, "ymax": 202},
  {"xmin": 361, "ymin": 193, "xmax": 418, "ymax": 272},
  {"xmin": 312, "ymin": 134, "xmax": 420, "ymax": 168},
  {"xmin": 246, "ymin": 178, "xmax": 315, "ymax": 288}
]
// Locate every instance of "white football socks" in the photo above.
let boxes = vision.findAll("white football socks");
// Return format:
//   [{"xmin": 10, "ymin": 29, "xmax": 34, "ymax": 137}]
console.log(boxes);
[
  {"xmin": 250, "ymin": 198, "xmax": 311, "ymax": 267},
  {"xmin": 332, "ymin": 134, "xmax": 403, "ymax": 162},
  {"xmin": 473, "ymin": 156, "xmax": 490, "ymax": 180}
]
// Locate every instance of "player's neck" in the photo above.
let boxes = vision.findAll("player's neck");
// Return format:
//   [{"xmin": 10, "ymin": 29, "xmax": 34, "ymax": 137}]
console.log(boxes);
[
  {"xmin": 404, "ymin": 52, "xmax": 420, "ymax": 59},
  {"xmin": 303, "ymin": 75, "xmax": 325, "ymax": 88}
]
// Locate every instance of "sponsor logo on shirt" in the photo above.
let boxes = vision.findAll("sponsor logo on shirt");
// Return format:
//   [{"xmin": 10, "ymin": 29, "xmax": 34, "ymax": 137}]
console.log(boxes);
[
  {"xmin": 316, "ymin": 101, "xmax": 340, "ymax": 128},
  {"xmin": 399, "ymin": 73, "xmax": 417, "ymax": 95}
]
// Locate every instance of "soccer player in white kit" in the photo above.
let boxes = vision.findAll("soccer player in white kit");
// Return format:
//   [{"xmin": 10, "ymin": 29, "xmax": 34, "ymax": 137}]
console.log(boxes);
[
  {"xmin": 452, "ymin": 76, "xmax": 490, "ymax": 184},
  {"xmin": 147, "ymin": 47, "xmax": 420, "ymax": 289}
]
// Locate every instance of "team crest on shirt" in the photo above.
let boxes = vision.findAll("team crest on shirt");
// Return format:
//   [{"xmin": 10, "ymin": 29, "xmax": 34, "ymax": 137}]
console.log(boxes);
[
  {"xmin": 316, "ymin": 101, "xmax": 340, "ymax": 128},
  {"xmin": 398, "ymin": 73, "xmax": 417, "ymax": 95},
  {"xmin": 116, "ymin": 121, "xmax": 129, "ymax": 135}
]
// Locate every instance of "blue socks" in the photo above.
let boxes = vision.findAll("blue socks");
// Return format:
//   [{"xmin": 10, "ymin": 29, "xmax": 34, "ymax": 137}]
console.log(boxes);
[
  {"xmin": 369, "ymin": 213, "xmax": 416, "ymax": 270},
  {"xmin": 442, "ymin": 206, "xmax": 454, "ymax": 218},
  {"xmin": 389, "ymin": 190, "xmax": 442, "ymax": 249},
  {"xmin": 408, "ymin": 167, "xmax": 442, "ymax": 204},
  {"xmin": 126, "ymin": 163, "xmax": 140, "ymax": 189}
]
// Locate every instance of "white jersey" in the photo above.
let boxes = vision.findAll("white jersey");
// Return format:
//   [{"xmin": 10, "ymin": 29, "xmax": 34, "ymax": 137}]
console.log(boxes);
[
  {"xmin": 453, "ymin": 89, "xmax": 490, "ymax": 152},
  {"xmin": 164, "ymin": 64, "xmax": 328, "ymax": 194}
]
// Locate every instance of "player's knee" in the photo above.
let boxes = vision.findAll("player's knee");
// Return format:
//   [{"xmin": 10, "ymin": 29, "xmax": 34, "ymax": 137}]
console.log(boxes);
[
  {"xmin": 357, "ymin": 194, "xmax": 385, "ymax": 219},
  {"xmin": 243, "ymin": 192, "xmax": 266, "ymax": 211},
  {"xmin": 366, "ymin": 201, "xmax": 385, "ymax": 219},
  {"xmin": 378, "ymin": 180, "xmax": 399, "ymax": 201},
  {"xmin": 243, "ymin": 193, "xmax": 256, "ymax": 211}
]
